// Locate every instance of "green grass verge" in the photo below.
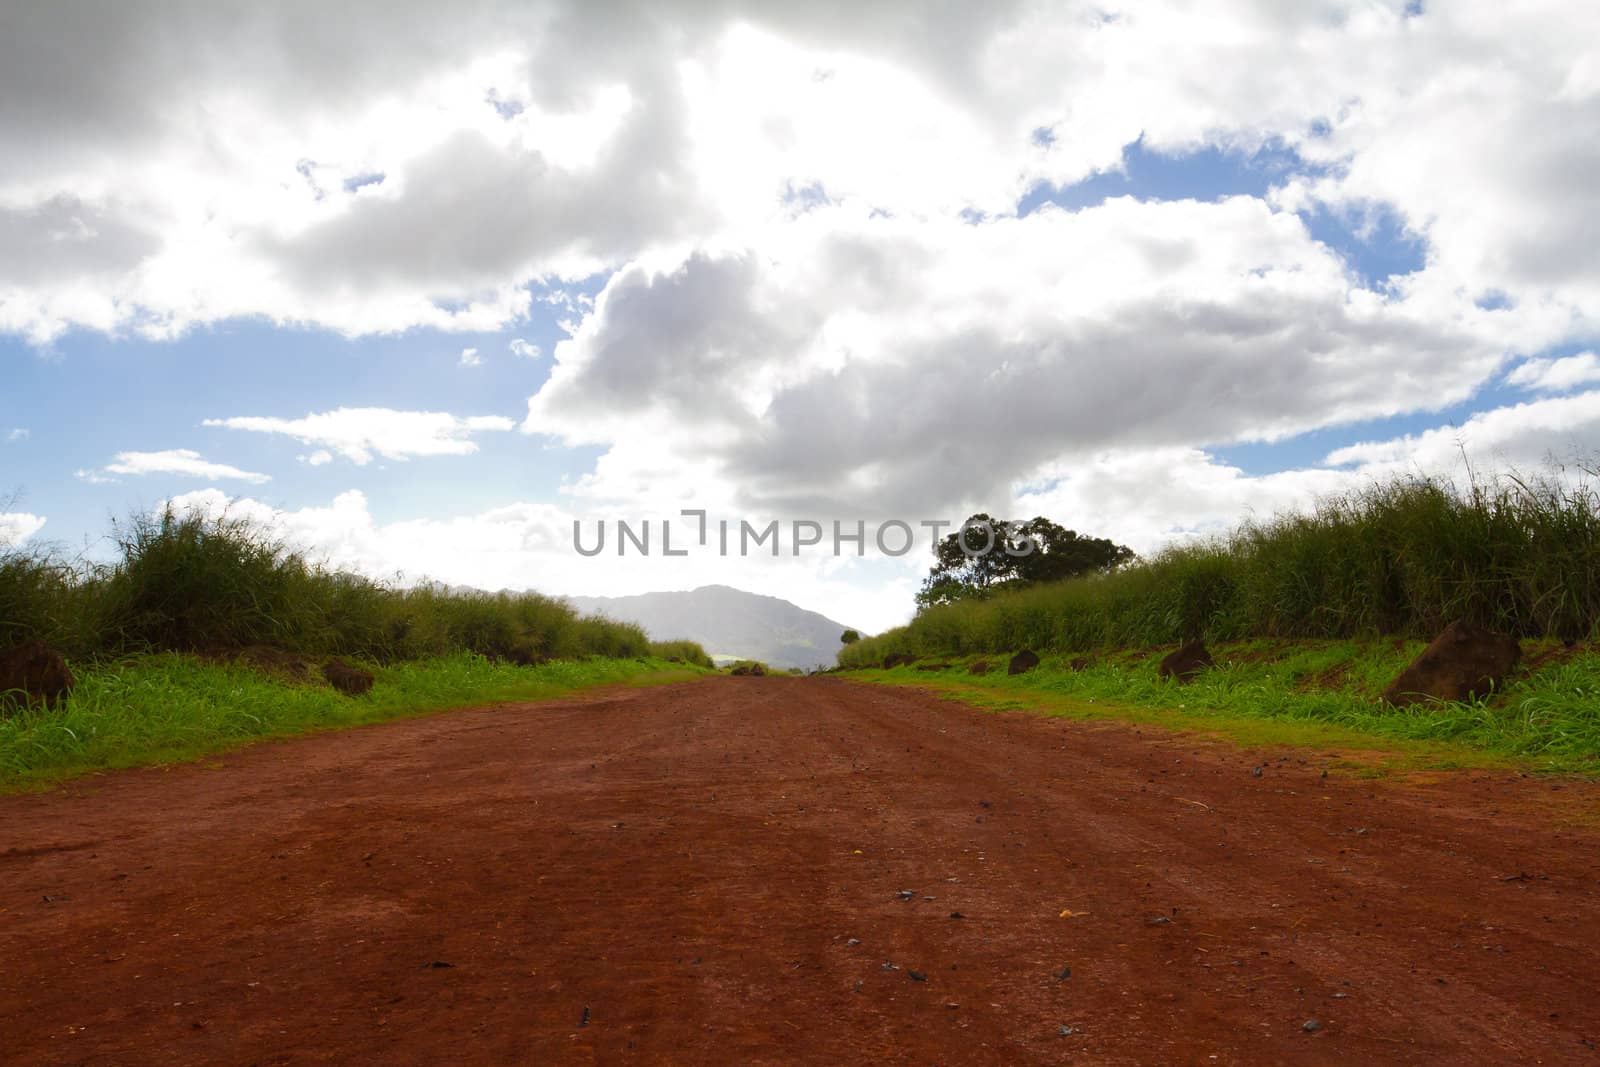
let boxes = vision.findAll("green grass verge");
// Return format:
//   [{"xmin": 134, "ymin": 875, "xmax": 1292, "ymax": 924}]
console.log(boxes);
[
  {"xmin": 845, "ymin": 640, "xmax": 1600, "ymax": 775},
  {"xmin": 0, "ymin": 653, "xmax": 708, "ymax": 793}
]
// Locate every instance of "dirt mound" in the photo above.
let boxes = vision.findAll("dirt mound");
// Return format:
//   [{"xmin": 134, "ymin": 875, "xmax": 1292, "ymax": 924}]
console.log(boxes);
[
  {"xmin": 1158, "ymin": 639, "xmax": 1214, "ymax": 682},
  {"xmin": 1007, "ymin": 650, "xmax": 1040, "ymax": 675},
  {"xmin": 1068, "ymin": 655, "xmax": 1094, "ymax": 671},
  {"xmin": 1382, "ymin": 620, "xmax": 1521, "ymax": 707},
  {"xmin": 968, "ymin": 660, "xmax": 991, "ymax": 675},
  {"xmin": 322, "ymin": 658, "xmax": 375, "ymax": 696},
  {"xmin": 0, "ymin": 640, "xmax": 74, "ymax": 711},
  {"xmin": 882, "ymin": 653, "xmax": 916, "ymax": 669}
]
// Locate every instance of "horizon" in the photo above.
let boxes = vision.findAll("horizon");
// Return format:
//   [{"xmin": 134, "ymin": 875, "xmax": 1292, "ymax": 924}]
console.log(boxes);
[{"xmin": 5, "ymin": 2, "xmax": 1599, "ymax": 635}]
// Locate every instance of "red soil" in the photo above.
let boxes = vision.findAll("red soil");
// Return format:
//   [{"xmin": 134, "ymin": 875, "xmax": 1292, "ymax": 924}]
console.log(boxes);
[{"xmin": 3, "ymin": 677, "xmax": 1600, "ymax": 1064}]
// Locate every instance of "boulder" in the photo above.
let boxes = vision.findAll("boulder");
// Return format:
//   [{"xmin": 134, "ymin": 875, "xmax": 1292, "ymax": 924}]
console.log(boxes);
[
  {"xmin": 882, "ymin": 653, "xmax": 916, "ymax": 669},
  {"xmin": 0, "ymin": 640, "xmax": 74, "ymax": 712},
  {"xmin": 1158, "ymin": 640, "xmax": 1214, "ymax": 682},
  {"xmin": 1382, "ymin": 620, "xmax": 1521, "ymax": 707},
  {"xmin": 1007, "ymin": 650, "xmax": 1040, "ymax": 676},
  {"xmin": 968, "ymin": 660, "xmax": 992, "ymax": 676},
  {"xmin": 323, "ymin": 658, "xmax": 375, "ymax": 696}
]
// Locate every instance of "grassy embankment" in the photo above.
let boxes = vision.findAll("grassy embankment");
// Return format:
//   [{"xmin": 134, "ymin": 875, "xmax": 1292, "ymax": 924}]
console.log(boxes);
[
  {"xmin": 840, "ymin": 473, "xmax": 1600, "ymax": 771},
  {"xmin": 0, "ymin": 508, "xmax": 713, "ymax": 790}
]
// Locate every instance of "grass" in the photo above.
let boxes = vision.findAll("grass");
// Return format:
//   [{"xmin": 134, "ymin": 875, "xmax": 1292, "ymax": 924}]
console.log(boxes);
[
  {"xmin": 840, "ymin": 471, "xmax": 1600, "ymax": 671},
  {"xmin": 848, "ymin": 640, "xmax": 1600, "ymax": 774},
  {"xmin": 0, "ymin": 653, "xmax": 707, "ymax": 792}
]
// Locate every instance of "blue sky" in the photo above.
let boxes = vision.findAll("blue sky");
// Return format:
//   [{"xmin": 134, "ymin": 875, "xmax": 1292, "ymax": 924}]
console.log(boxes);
[{"xmin": 4, "ymin": 2, "xmax": 1599, "ymax": 632}]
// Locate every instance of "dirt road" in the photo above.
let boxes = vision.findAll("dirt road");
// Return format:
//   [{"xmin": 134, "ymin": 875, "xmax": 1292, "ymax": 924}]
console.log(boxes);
[{"xmin": 4, "ymin": 677, "xmax": 1600, "ymax": 1064}]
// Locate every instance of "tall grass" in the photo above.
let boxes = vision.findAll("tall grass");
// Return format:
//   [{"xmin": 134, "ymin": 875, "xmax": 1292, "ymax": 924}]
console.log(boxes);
[
  {"xmin": 1, "ymin": 506, "xmax": 703, "ymax": 667},
  {"xmin": 841, "ymin": 472, "xmax": 1600, "ymax": 667}
]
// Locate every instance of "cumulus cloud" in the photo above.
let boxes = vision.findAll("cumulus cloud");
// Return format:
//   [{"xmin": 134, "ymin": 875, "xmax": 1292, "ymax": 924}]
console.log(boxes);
[
  {"xmin": 1505, "ymin": 352, "xmax": 1600, "ymax": 394},
  {"xmin": 526, "ymin": 200, "xmax": 1501, "ymax": 518},
  {"xmin": 459, "ymin": 346, "xmax": 482, "ymax": 367},
  {"xmin": 1324, "ymin": 391, "xmax": 1600, "ymax": 473},
  {"xmin": 509, "ymin": 338, "xmax": 540, "ymax": 359},
  {"xmin": 0, "ymin": 512, "xmax": 46, "ymax": 546},
  {"xmin": 87, "ymin": 448, "xmax": 272, "ymax": 484},
  {"xmin": 203, "ymin": 407, "xmax": 515, "ymax": 464},
  {"xmin": 0, "ymin": 0, "xmax": 1593, "ymax": 353},
  {"xmin": 5, "ymin": 428, "xmax": 28, "ymax": 442}
]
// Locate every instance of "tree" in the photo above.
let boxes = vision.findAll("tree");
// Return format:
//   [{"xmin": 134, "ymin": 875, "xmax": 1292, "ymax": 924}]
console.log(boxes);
[
  {"xmin": 840, "ymin": 629, "xmax": 861, "ymax": 645},
  {"xmin": 916, "ymin": 514, "xmax": 1134, "ymax": 609}
]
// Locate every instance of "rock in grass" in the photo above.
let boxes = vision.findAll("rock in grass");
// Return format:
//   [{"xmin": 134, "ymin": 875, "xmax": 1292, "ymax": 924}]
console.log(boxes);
[
  {"xmin": 969, "ymin": 660, "xmax": 991, "ymax": 676},
  {"xmin": 323, "ymin": 658, "xmax": 375, "ymax": 696},
  {"xmin": 1158, "ymin": 640, "xmax": 1214, "ymax": 682},
  {"xmin": 882, "ymin": 653, "xmax": 916, "ymax": 669},
  {"xmin": 1381, "ymin": 620, "xmax": 1521, "ymax": 707},
  {"xmin": 1007, "ymin": 650, "xmax": 1040, "ymax": 676},
  {"xmin": 0, "ymin": 640, "xmax": 74, "ymax": 712}
]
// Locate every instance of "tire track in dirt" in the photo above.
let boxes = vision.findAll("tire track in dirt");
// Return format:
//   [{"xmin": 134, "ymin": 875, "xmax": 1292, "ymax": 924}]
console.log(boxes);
[{"xmin": 2, "ymin": 677, "xmax": 1599, "ymax": 1064}]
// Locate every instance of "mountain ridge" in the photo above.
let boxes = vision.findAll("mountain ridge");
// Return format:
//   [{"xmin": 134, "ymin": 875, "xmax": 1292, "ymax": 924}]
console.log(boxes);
[{"xmin": 565, "ymin": 584, "xmax": 855, "ymax": 671}]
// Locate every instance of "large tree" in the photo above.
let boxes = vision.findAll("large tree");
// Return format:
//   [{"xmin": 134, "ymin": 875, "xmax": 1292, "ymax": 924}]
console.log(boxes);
[{"xmin": 916, "ymin": 514, "xmax": 1134, "ymax": 609}]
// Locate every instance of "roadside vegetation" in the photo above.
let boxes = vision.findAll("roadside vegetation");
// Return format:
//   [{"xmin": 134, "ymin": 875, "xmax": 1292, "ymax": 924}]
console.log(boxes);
[
  {"xmin": 0, "ymin": 506, "xmax": 712, "ymax": 789},
  {"xmin": 854, "ymin": 640, "xmax": 1600, "ymax": 772},
  {"xmin": 841, "ymin": 471, "xmax": 1600, "ymax": 770},
  {"xmin": 842, "ymin": 472, "xmax": 1600, "ymax": 667}
]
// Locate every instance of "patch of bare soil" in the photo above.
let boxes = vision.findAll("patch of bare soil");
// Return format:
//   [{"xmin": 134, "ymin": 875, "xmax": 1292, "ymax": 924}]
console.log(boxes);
[{"xmin": 3, "ymin": 678, "xmax": 1600, "ymax": 1064}]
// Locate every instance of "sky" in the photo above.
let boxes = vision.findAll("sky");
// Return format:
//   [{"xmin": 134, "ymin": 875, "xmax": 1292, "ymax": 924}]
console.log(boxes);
[{"xmin": 3, "ymin": 0, "xmax": 1600, "ymax": 634}]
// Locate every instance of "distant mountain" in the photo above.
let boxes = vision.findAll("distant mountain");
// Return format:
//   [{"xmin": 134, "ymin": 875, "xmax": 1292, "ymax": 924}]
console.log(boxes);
[{"xmin": 566, "ymin": 585, "xmax": 855, "ymax": 671}]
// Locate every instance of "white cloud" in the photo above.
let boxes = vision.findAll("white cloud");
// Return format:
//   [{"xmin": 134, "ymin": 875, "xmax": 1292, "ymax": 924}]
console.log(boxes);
[
  {"xmin": 203, "ymin": 406, "xmax": 515, "ymax": 465},
  {"xmin": 1505, "ymin": 352, "xmax": 1600, "ymax": 393},
  {"xmin": 0, "ymin": 0, "xmax": 1593, "ymax": 358},
  {"xmin": 303, "ymin": 449, "xmax": 334, "ymax": 466},
  {"xmin": 509, "ymin": 338, "xmax": 540, "ymax": 359},
  {"xmin": 5, "ymin": 428, "xmax": 27, "ymax": 442},
  {"xmin": 95, "ymin": 448, "xmax": 271, "ymax": 484},
  {"xmin": 525, "ymin": 200, "xmax": 1502, "ymax": 519},
  {"xmin": 459, "ymin": 346, "xmax": 481, "ymax": 367},
  {"xmin": 1324, "ymin": 391, "xmax": 1600, "ymax": 473},
  {"xmin": 0, "ymin": 512, "xmax": 45, "ymax": 546},
  {"xmin": 73, "ymin": 468, "xmax": 118, "ymax": 485}
]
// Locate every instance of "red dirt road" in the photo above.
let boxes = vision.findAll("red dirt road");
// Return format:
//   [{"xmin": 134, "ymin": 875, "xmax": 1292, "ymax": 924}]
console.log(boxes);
[{"xmin": 4, "ymin": 677, "xmax": 1600, "ymax": 1065}]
